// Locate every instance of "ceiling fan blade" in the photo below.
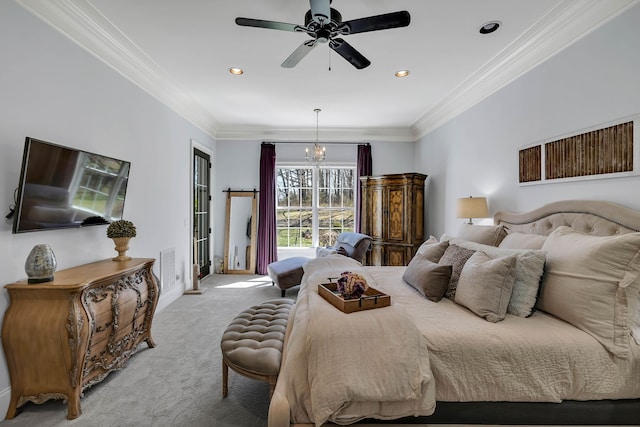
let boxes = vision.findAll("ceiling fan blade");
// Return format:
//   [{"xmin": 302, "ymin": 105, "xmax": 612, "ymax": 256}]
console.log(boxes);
[
  {"xmin": 235, "ymin": 17, "xmax": 300, "ymax": 32},
  {"xmin": 281, "ymin": 40, "xmax": 317, "ymax": 68},
  {"xmin": 342, "ymin": 11, "xmax": 410, "ymax": 35},
  {"xmin": 330, "ymin": 38, "xmax": 371, "ymax": 69},
  {"xmin": 309, "ymin": 0, "xmax": 331, "ymax": 25}
]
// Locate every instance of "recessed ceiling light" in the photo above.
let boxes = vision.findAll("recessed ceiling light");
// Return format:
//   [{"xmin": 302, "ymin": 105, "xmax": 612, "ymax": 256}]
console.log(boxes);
[
  {"xmin": 479, "ymin": 21, "xmax": 501, "ymax": 34},
  {"xmin": 395, "ymin": 70, "xmax": 410, "ymax": 78},
  {"xmin": 229, "ymin": 67, "xmax": 244, "ymax": 75}
]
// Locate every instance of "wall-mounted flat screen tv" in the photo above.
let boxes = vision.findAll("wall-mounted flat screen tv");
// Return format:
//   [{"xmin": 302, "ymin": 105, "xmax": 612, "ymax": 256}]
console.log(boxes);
[{"xmin": 12, "ymin": 137, "xmax": 131, "ymax": 233}]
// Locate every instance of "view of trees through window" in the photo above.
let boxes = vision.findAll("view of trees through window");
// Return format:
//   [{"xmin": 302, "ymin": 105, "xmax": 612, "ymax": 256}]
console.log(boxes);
[
  {"xmin": 73, "ymin": 153, "xmax": 129, "ymax": 218},
  {"xmin": 276, "ymin": 166, "xmax": 355, "ymax": 248}
]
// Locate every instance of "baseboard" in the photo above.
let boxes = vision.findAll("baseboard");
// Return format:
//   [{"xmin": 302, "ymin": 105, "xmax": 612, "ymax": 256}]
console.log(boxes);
[
  {"xmin": 0, "ymin": 385, "xmax": 10, "ymax": 420},
  {"xmin": 156, "ymin": 282, "xmax": 184, "ymax": 313}
]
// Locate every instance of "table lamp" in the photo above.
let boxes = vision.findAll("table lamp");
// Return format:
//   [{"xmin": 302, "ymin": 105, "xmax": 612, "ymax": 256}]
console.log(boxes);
[{"xmin": 457, "ymin": 196, "xmax": 489, "ymax": 224}]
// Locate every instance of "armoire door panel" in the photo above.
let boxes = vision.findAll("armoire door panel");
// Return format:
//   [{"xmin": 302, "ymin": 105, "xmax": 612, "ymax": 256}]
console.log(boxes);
[
  {"xmin": 387, "ymin": 188, "xmax": 405, "ymax": 241},
  {"xmin": 386, "ymin": 246, "xmax": 408, "ymax": 266},
  {"xmin": 371, "ymin": 188, "xmax": 383, "ymax": 239}
]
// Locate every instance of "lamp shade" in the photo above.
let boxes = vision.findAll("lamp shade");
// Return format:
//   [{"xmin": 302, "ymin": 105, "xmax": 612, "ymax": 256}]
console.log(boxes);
[{"xmin": 457, "ymin": 197, "xmax": 489, "ymax": 223}]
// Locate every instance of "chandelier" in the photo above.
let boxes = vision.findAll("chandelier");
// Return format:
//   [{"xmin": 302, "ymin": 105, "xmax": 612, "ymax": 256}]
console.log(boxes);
[{"xmin": 305, "ymin": 108, "xmax": 326, "ymax": 166}]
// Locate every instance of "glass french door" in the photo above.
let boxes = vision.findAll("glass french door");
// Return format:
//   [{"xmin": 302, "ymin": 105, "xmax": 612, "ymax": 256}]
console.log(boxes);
[{"xmin": 193, "ymin": 148, "xmax": 211, "ymax": 278}]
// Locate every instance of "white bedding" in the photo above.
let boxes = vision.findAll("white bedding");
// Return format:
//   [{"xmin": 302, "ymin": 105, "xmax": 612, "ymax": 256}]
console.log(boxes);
[
  {"xmin": 278, "ymin": 256, "xmax": 640, "ymax": 426},
  {"xmin": 280, "ymin": 256, "xmax": 435, "ymax": 425},
  {"xmin": 367, "ymin": 266, "xmax": 640, "ymax": 403}
]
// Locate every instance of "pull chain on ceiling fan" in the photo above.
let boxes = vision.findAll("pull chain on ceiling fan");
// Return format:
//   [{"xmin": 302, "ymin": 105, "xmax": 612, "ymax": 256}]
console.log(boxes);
[{"xmin": 235, "ymin": 0, "xmax": 410, "ymax": 69}]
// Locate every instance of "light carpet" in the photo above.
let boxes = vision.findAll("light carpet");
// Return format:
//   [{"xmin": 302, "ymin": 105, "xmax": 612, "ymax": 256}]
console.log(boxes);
[
  {"xmin": 0, "ymin": 274, "xmax": 288, "ymax": 427},
  {"xmin": 0, "ymin": 274, "xmax": 629, "ymax": 427}
]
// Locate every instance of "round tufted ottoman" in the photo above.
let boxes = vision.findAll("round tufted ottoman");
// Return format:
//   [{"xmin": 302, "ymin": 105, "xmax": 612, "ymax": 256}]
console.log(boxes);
[{"xmin": 220, "ymin": 298, "xmax": 294, "ymax": 398}]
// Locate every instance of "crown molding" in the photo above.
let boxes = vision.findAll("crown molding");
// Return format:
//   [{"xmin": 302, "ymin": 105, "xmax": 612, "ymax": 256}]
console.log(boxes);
[
  {"xmin": 16, "ymin": 0, "xmax": 639, "ymax": 143},
  {"xmin": 214, "ymin": 126, "xmax": 416, "ymax": 142},
  {"xmin": 411, "ymin": 0, "xmax": 639, "ymax": 140},
  {"xmin": 16, "ymin": 0, "xmax": 221, "ymax": 137}
]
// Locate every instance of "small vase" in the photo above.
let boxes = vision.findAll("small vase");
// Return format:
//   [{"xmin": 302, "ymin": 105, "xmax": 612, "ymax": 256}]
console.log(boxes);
[
  {"xmin": 111, "ymin": 237, "xmax": 132, "ymax": 261},
  {"xmin": 25, "ymin": 244, "xmax": 57, "ymax": 284}
]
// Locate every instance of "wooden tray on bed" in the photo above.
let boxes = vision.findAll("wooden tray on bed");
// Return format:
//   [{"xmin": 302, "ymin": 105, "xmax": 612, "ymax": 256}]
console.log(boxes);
[{"xmin": 318, "ymin": 282, "xmax": 390, "ymax": 313}]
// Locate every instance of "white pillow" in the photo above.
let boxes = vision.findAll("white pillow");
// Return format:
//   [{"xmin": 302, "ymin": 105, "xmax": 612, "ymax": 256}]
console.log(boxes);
[
  {"xmin": 450, "ymin": 238, "xmax": 545, "ymax": 317},
  {"xmin": 539, "ymin": 226, "xmax": 640, "ymax": 358},
  {"xmin": 455, "ymin": 251, "xmax": 517, "ymax": 322},
  {"xmin": 499, "ymin": 232, "xmax": 547, "ymax": 250}
]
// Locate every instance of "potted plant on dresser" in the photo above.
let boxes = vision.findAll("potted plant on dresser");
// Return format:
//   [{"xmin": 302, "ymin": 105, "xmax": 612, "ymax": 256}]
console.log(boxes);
[{"xmin": 106, "ymin": 219, "xmax": 137, "ymax": 261}]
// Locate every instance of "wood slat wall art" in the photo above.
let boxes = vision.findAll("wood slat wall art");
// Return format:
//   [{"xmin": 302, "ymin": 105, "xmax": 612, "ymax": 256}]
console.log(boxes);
[
  {"xmin": 545, "ymin": 121, "xmax": 633, "ymax": 180},
  {"xmin": 519, "ymin": 145, "xmax": 542, "ymax": 183}
]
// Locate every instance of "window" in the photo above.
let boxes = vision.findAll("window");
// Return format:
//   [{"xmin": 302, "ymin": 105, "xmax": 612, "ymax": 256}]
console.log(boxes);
[{"xmin": 276, "ymin": 166, "xmax": 355, "ymax": 248}]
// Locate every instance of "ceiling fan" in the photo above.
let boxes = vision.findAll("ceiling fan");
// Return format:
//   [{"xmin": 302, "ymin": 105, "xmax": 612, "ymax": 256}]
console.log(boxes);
[{"xmin": 235, "ymin": 0, "xmax": 410, "ymax": 69}]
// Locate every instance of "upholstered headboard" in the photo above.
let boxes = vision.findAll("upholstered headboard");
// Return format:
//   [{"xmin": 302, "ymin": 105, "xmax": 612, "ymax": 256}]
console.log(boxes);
[{"xmin": 494, "ymin": 200, "xmax": 640, "ymax": 237}]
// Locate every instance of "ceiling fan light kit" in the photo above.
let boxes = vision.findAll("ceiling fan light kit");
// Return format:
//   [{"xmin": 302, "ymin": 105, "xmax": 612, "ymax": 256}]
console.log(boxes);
[{"xmin": 235, "ymin": 0, "xmax": 410, "ymax": 69}]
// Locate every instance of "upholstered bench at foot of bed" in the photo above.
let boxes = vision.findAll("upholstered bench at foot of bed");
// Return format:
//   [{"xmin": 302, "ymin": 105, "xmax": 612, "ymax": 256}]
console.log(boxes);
[
  {"xmin": 220, "ymin": 298, "xmax": 293, "ymax": 399},
  {"xmin": 267, "ymin": 257, "xmax": 308, "ymax": 297}
]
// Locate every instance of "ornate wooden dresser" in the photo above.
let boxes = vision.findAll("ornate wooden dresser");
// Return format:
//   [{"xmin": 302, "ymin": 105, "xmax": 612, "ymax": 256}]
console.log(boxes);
[
  {"xmin": 1, "ymin": 258, "xmax": 159, "ymax": 419},
  {"xmin": 360, "ymin": 173, "xmax": 427, "ymax": 266}
]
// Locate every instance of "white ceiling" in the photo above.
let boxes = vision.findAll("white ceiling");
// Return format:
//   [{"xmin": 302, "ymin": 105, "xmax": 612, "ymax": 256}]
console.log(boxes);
[{"xmin": 16, "ymin": 0, "xmax": 638, "ymax": 142}]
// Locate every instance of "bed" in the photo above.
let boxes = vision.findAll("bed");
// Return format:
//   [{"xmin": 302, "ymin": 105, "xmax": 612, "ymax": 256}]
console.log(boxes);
[{"xmin": 268, "ymin": 200, "xmax": 640, "ymax": 426}]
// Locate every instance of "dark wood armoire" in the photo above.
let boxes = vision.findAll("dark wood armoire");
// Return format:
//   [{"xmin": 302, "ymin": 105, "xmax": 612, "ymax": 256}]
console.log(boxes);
[{"xmin": 360, "ymin": 173, "xmax": 427, "ymax": 266}]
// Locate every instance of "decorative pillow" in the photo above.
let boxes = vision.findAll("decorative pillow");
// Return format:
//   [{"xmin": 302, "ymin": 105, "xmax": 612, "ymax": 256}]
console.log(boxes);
[
  {"xmin": 402, "ymin": 254, "xmax": 452, "ymax": 302},
  {"xmin": 499, "ymin": 232, "xmax": 547, "ymax": 250},
  {"xmin": 455, "ymin": 251, "xmax": 517, "ymax": 322},
  {"xmin": 539, "ymin": 226, "xmax": 640, "ymax": 358},
  {"xmin": 416, "ymin": 239, "xmax": 449, "ymax": 263},
  {"xmin": 439, "ymin": 244, "xmax": 476, "ymax": 299},
  {"xmin": 458, "ymin": 223, "xmax": 508, "ymax": 246},
  {"xmin": 450, "ymin": 238, "xmax": 545, "ymax": 317},
  {"xmin": 418, "ymin": 235, "xmax": 438, "ymax": 248}
]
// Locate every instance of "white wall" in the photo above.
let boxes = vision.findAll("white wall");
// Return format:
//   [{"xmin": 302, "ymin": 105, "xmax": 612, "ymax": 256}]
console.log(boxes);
[
  {"xmin": 0, "ymin": 1, "xmax": 215, "ymax": 414},
  {"xmin": 213, "ymin": 140, "xmax": 417, "ymax": 260},
  {"xmin": 416, "ymin": 2, "xmax": 640, "ymax": 238}
]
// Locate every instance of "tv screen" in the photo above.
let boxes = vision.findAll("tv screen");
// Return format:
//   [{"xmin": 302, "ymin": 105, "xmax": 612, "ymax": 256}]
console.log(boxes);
[{"xmin": 12, "ymin": 137, "xmax": 131, "ymax": 233}]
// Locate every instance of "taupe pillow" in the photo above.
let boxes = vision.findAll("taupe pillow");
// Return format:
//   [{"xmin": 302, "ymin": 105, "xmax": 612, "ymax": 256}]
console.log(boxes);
[
  {"xmin": 539, "ymin": 226, "xmax": 640, "ymax": 358},
  {"xmin": 416, "ymin": 239, "xmax": 449, "ymax": 263},
  {"xmin": 439, "ymin": 244, "xmax": 476, "ymax": 299},
  {"xmin": 499, "ymin": 232, "xmax": 547, "ymax": 250},
  {"xmin": 417, "ymin": 235, "xmax": 438, "ymax": 248},
  {"xmin": 450, "ymin": 238, "xmax": 545, "ymax": 318},
  {"xmin": 458, "ymin": 223, "xmax": 507, "ymax": 246},
  {"xmin": 402, "ymin": 254, "xmax": 452, "ymax": 302},
  {"xmin": 455, "ymin": 251, "xmax": 517, "ymax": 322}
]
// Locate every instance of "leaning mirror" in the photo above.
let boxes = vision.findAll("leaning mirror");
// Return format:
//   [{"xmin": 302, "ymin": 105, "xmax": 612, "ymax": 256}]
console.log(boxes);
[{"xmin": 223, "ymin": 190, "xmax": 258, "ymax": 274}]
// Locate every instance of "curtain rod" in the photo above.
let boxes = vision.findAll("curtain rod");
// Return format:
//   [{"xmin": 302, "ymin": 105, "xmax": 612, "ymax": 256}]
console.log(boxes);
[{"xmin": 262, "ymin": 141, "xmax": 369, "ymax": 146}]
